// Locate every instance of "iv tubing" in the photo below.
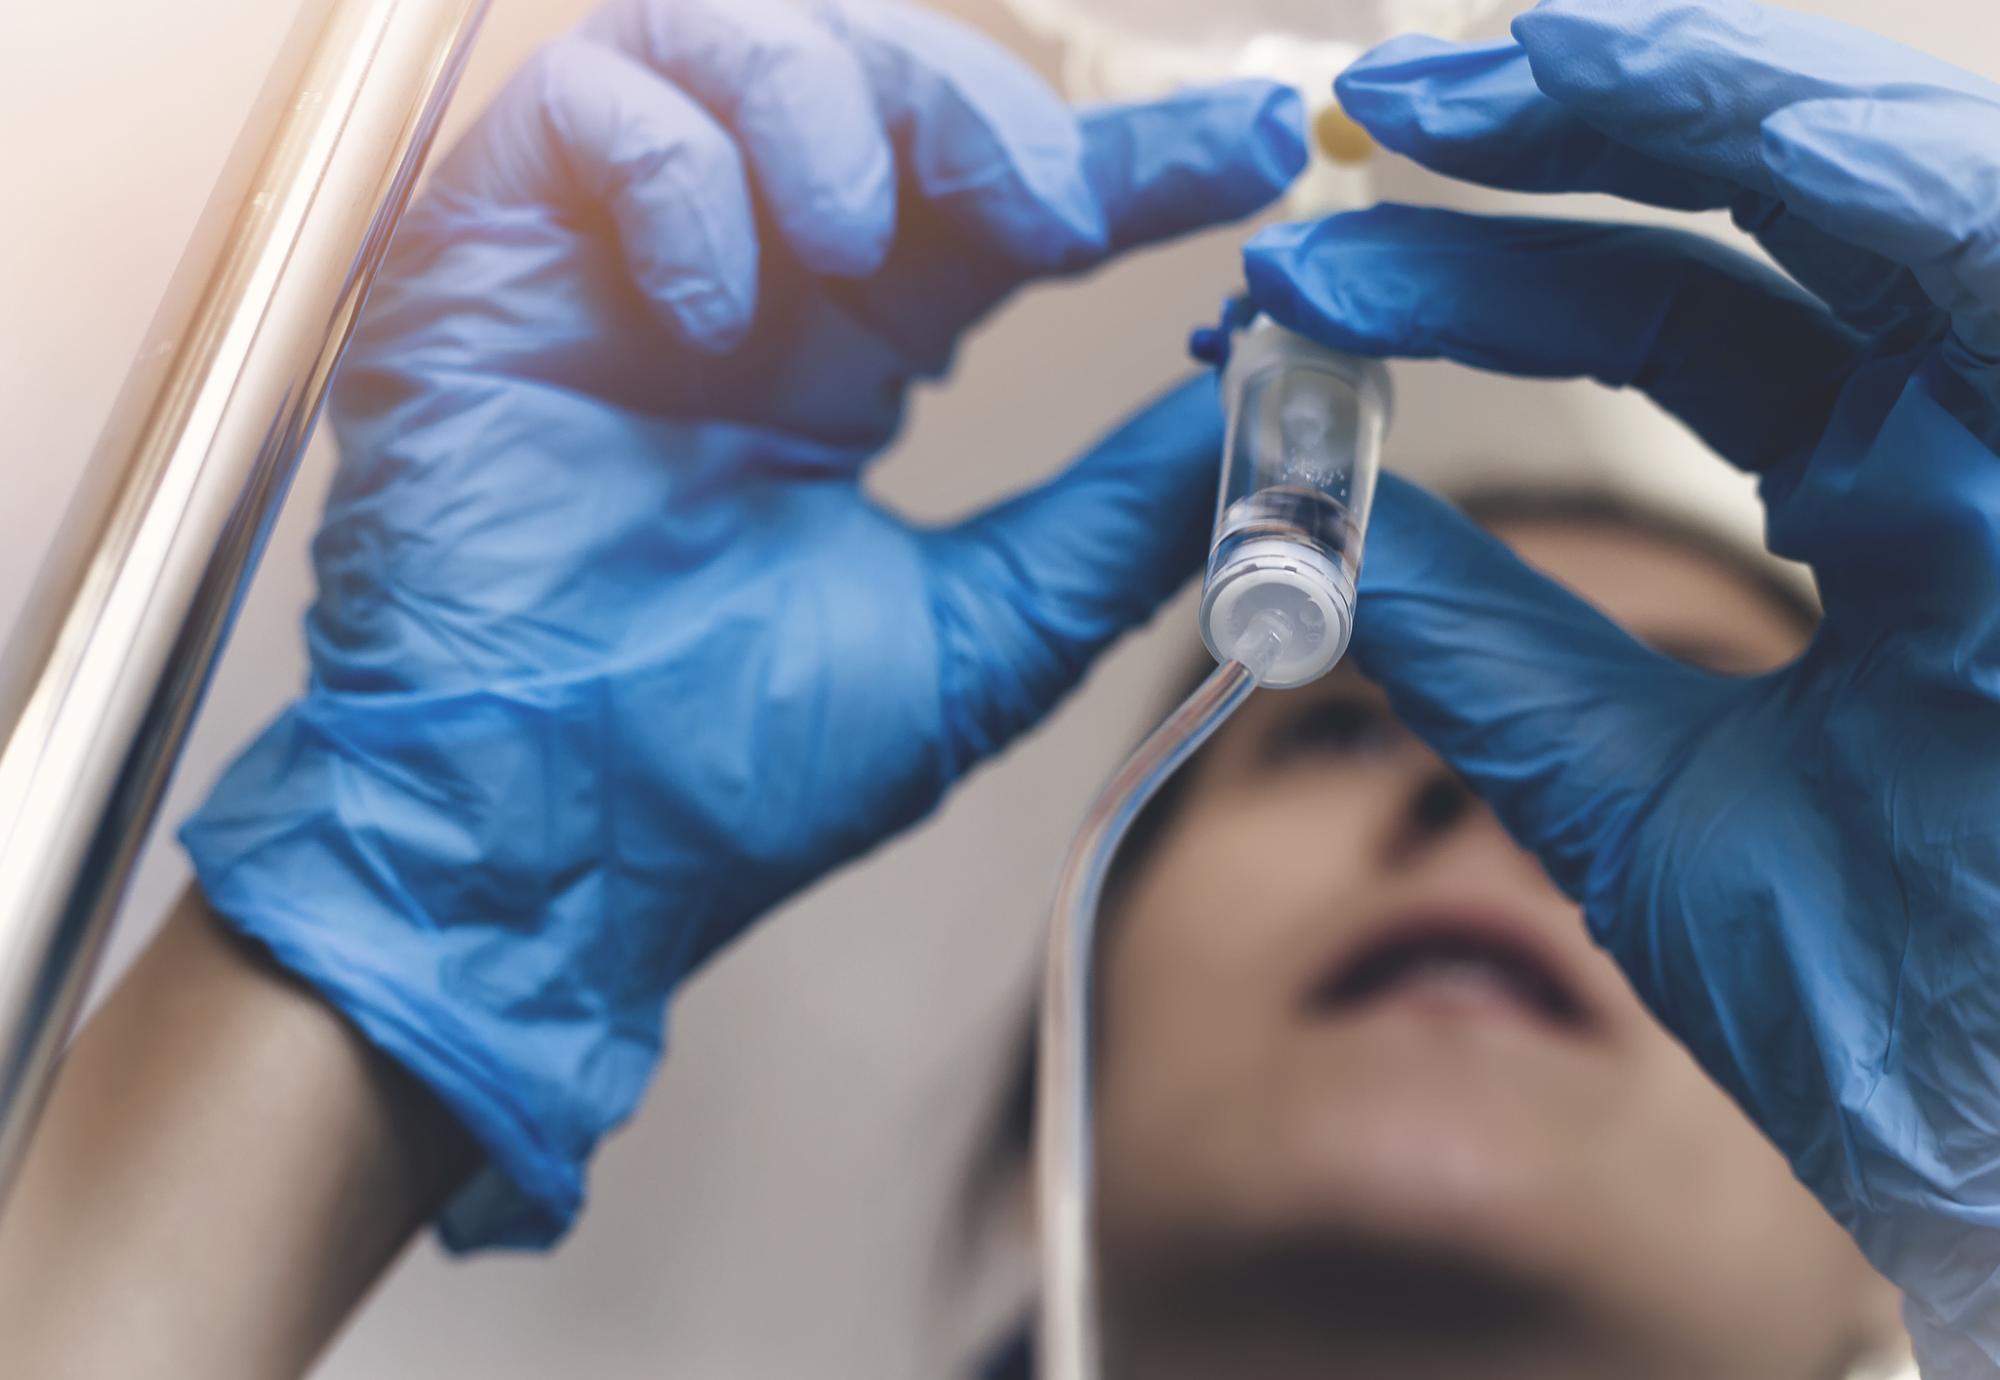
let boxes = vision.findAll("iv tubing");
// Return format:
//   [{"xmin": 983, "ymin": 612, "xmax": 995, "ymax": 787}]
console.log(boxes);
[{"xmin": 1036, "ymin": 633, "xmax": 1281, "ymax": 1380}]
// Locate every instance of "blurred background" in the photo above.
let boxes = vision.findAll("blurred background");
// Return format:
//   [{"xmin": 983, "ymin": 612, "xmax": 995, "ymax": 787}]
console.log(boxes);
[{"xmin": 1, "ymin": 0, "xmax": 1994, "ymax": 1375}]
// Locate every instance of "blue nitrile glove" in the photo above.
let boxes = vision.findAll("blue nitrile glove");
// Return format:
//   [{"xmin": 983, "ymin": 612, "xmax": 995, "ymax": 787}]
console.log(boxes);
[
  {"xmin": 181, "ymin": 0, "xmax": 1304, "ymax": 1250},
  {"xmin": 1241, "ymin": 1, "xmax": 2000, "ymax": 1371}
]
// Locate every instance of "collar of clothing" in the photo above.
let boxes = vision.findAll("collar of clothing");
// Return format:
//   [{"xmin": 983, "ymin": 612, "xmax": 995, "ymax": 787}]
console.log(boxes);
[{"xmin": 975, "ymin": 1327, "xmax": 1032, "ymax": 1380}]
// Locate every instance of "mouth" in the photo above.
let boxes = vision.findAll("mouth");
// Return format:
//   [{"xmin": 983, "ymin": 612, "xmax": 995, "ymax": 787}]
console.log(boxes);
[{"xmin": 1307, "ymin": 913, "xmax": 1592, "ymax": 1034}]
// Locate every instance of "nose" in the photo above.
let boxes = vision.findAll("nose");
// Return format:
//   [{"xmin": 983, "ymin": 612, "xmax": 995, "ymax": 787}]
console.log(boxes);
[
  {"xmin": 1412, "ymin": 774, "xmax": 1472, "ymax": 833},
  {"xmin": 1382, "ymin": 755, "xmax": 1482, "ymax": 864}
]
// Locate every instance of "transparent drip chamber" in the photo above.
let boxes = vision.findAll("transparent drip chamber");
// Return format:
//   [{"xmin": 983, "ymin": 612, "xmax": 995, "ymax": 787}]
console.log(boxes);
[
  {"xmin": 1036, "ymin": 315, "xmax": 1392, "ymax": 1380},
  {"xmin": 1200, "ymin": 317, "xmax": 1391, "ymax": 687}
]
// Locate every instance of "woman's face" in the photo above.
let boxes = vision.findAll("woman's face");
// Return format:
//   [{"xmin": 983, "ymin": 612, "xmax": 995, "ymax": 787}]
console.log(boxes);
[{"xmin": 1093, "ymin": 516, "xmax": 1901, "ymax": 1380}]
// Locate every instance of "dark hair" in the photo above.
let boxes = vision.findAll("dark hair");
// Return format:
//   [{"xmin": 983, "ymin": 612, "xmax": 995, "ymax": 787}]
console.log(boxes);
[{"xmin": 958, "ymin": 483, "xmax": 1820, "ymax": 1255}]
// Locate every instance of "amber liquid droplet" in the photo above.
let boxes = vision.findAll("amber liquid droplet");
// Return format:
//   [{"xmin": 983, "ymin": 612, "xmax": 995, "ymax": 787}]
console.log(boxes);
[{"xmin": 1315, "ymin": 106, "xmax": 1375, "ymax": 166}]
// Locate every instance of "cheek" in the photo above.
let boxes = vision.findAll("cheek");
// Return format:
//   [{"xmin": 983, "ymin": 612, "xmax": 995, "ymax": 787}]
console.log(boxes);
[
  {"xmin": 1093, "ymin": 789, "xmax": 1388, "ymax": 1232},
  {"xmin": 1104, "ymin": 787, "xmax": 1386, "ymax": 1044}
]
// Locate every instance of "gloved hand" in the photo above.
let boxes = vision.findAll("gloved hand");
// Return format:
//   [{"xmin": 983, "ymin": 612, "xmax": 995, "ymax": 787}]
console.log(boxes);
[
  {"xmin": 182, "ymin": 0, "xmax": 1303, "ymax": 1249},
  {"xmin": 1240, "ymin": 0, "xmax": 2000, "ymax": 1371}
]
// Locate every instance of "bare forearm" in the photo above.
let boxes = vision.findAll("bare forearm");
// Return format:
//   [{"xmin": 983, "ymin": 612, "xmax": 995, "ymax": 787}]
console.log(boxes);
[{"xmin": 0, "ymin": 887, "xmax": 472, "ymax": 1378}]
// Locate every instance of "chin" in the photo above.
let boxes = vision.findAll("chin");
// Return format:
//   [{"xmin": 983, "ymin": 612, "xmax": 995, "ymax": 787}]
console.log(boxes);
[
  {"xmin": 1097, "ymin": 1223, "xmax": 1686, "ymax": 1380},
  {"xmin": 1254, "ymin": 1010, "xmax": 1611, "ymax": 1263}
]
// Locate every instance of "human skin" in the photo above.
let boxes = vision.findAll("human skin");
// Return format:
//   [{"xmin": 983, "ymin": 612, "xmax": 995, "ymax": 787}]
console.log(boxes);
[
  {"xmin": 0, "ymin": 520, "xmax": 1904, "ymax": 1380},
  {"xmin": 0, "ymin": 892, "xmax": 473, "ymax": 1379},
  {"xmin": 1092, "ymin": 515, "xmax": 1905, "ymax": 1380}
]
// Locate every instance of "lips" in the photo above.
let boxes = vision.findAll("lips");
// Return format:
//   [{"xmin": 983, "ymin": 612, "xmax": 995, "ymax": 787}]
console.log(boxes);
[{"xmin": 1308, "ymin": 915, "xmax": 1592, "ymax": 1033}]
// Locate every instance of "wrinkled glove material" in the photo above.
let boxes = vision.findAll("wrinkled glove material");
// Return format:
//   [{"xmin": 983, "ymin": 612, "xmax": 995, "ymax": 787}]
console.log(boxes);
[
  {"xmin": 184, "ymin": 0, "xmax": 1303, "ymax": 1249},
  {"xmin": 1240, "ymin": 1, "xmax": 2000, "ymax": 1372}
]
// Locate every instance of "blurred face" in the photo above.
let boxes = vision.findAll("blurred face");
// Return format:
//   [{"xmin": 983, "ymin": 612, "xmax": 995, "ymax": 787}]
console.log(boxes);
[{"xmin": 1092, "ymin": 517, "xmax": 1900, "ymax": 1380}]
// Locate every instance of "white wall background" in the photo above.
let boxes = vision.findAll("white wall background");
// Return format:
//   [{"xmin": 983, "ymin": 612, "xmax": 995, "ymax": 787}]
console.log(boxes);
[{"xmin": 2, "ymin": 2, "xmax": 1995, "ymax": 1376}]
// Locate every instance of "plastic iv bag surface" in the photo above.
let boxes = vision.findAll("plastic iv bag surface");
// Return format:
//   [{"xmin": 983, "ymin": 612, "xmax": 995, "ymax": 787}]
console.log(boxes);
[
  {"xmin": 998, "ymin": 0, "xmax": 1515, "ymax": 101},
  {"xmin": 998, "ymin": 0, "xmax": 1515, "ymax": 208}
]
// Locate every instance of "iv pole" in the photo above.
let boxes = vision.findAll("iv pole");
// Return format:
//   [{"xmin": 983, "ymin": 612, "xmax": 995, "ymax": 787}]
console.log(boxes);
[{"xmin": 0, "ymin": 0, "xmax": 489, "ymax": 1210}]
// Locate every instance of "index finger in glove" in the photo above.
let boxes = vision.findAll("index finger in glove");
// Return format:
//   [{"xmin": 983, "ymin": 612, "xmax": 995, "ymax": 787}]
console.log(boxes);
[
  {"xmin": 1240, "ymin": 205, "xmax": 2000, "ymax": 661},
  {"xmin": 1077, "ymin": 82, "xmax": 1308, "ymax": 266},
  {"xmin": 1243, "ymin": 205, "xmax": 1864, "ymax": 475},
  {"xmin": 1512, "ymin": 0, "xmax": 2000, "ymax": 350},
  {"xmin": 819, "ymin": 1, "xmax": 1305, "ymax": 272},
  {"xmin": 1333, "ymin": 30, "xmax": 1944, "ymax": 348}
]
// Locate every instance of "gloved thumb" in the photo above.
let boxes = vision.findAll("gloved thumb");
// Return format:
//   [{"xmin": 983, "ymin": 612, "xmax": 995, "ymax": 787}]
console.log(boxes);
[
  {"xmin": 1355, "ymin": 475, "xmax": 1719, "ymax": 903},
  {"xmin": 927, "ymin": 376, "xmax": 1221, "ymax": 768}
]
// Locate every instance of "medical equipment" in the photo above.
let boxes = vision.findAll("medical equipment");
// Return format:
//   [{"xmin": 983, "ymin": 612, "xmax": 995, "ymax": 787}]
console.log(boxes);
[
  {"xmin": 1000, "ymin": 0, "xmax": 1512, "ymax": 101},
  {"xmin": 1037, "ymin": 318, "xmax": 1390, "ymax": 1380},
  {"xmin": 1202, "ymin": 317, "xmax": 1390, "ymax": 688},
  {"xmin": 0, "ymin": 0, "xmax": 486, "ymax": 1211},
  {"xmin": 996, "ymin": 0, "xmax": 1516, "ymax": 207}
]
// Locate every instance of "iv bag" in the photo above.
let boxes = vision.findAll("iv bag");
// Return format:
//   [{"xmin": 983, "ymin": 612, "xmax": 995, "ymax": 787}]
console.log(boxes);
[{"xmin": 998, "ymin": 0, "xmax": 1517, "ymax": 207}]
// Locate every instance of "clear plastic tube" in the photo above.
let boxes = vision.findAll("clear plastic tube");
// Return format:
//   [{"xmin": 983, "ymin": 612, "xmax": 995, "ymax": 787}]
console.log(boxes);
[
  {"xmin": 1036, "ymin": 317, "xmax": 1388, "ymax": 1380},
  {"xmin": 1035, "ymin": 655, "xmax": 1265, "ymax": 1380}
]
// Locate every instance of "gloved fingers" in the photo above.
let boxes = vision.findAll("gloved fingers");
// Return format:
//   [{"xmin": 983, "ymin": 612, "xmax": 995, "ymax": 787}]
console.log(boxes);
[
  {"xmin": 1335, "ymin": 32, "xmax": 1946, "ymax": 347},
  {"xmin": 815, "ymin": 0, "xmax": 1096, "ymax": 268},
  {"xmin": 778, "ymin": 78, "xmax": 1306, "ymax": 403},
  {"xmin": 1762, "ymin": 354, "xmax": 2000, "ymax": 665},
  {"xmin": 1737, "ymin": 198, "xmax": 1945, "ymax": 355},
  {"xmin": 1074, "ymin": 82, "xmax": 1308, "ymax": 265},
  {"xmin": 1748, "ymin": 99, "xmax": 2000, "ymax": 644},
  {"xmin": 1336, "ymin": 34, "xmax": 1735, "ymax": 211},
  {"xmin": 926, "ymin": 376, "xmax": 1222, "ymax": 764},
  {"xmin": 1242, "ymin": 205, "xmax": 1866, "ymax": 476},
  {"xmin": 1761, "ymin": 96, "xmax": 2000, "ymax": 367},
  {"xmin": 465, "ymin": 37, "xmax": 760, "ymax": 353},
  {"xmin": 817, "ymin": 0, "xmax": 1300, "ymax": 273},
  {"xmin": 1510, "ymin": 0, "xmax": 2000, "ymax": 338},
  {"xmin": 580, "ymin": 0, "xmax": 896, "ymax": 279},
  {"xmin": 1353, "ymin": 475, "xmax": 1720, "ymax": 903}
]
